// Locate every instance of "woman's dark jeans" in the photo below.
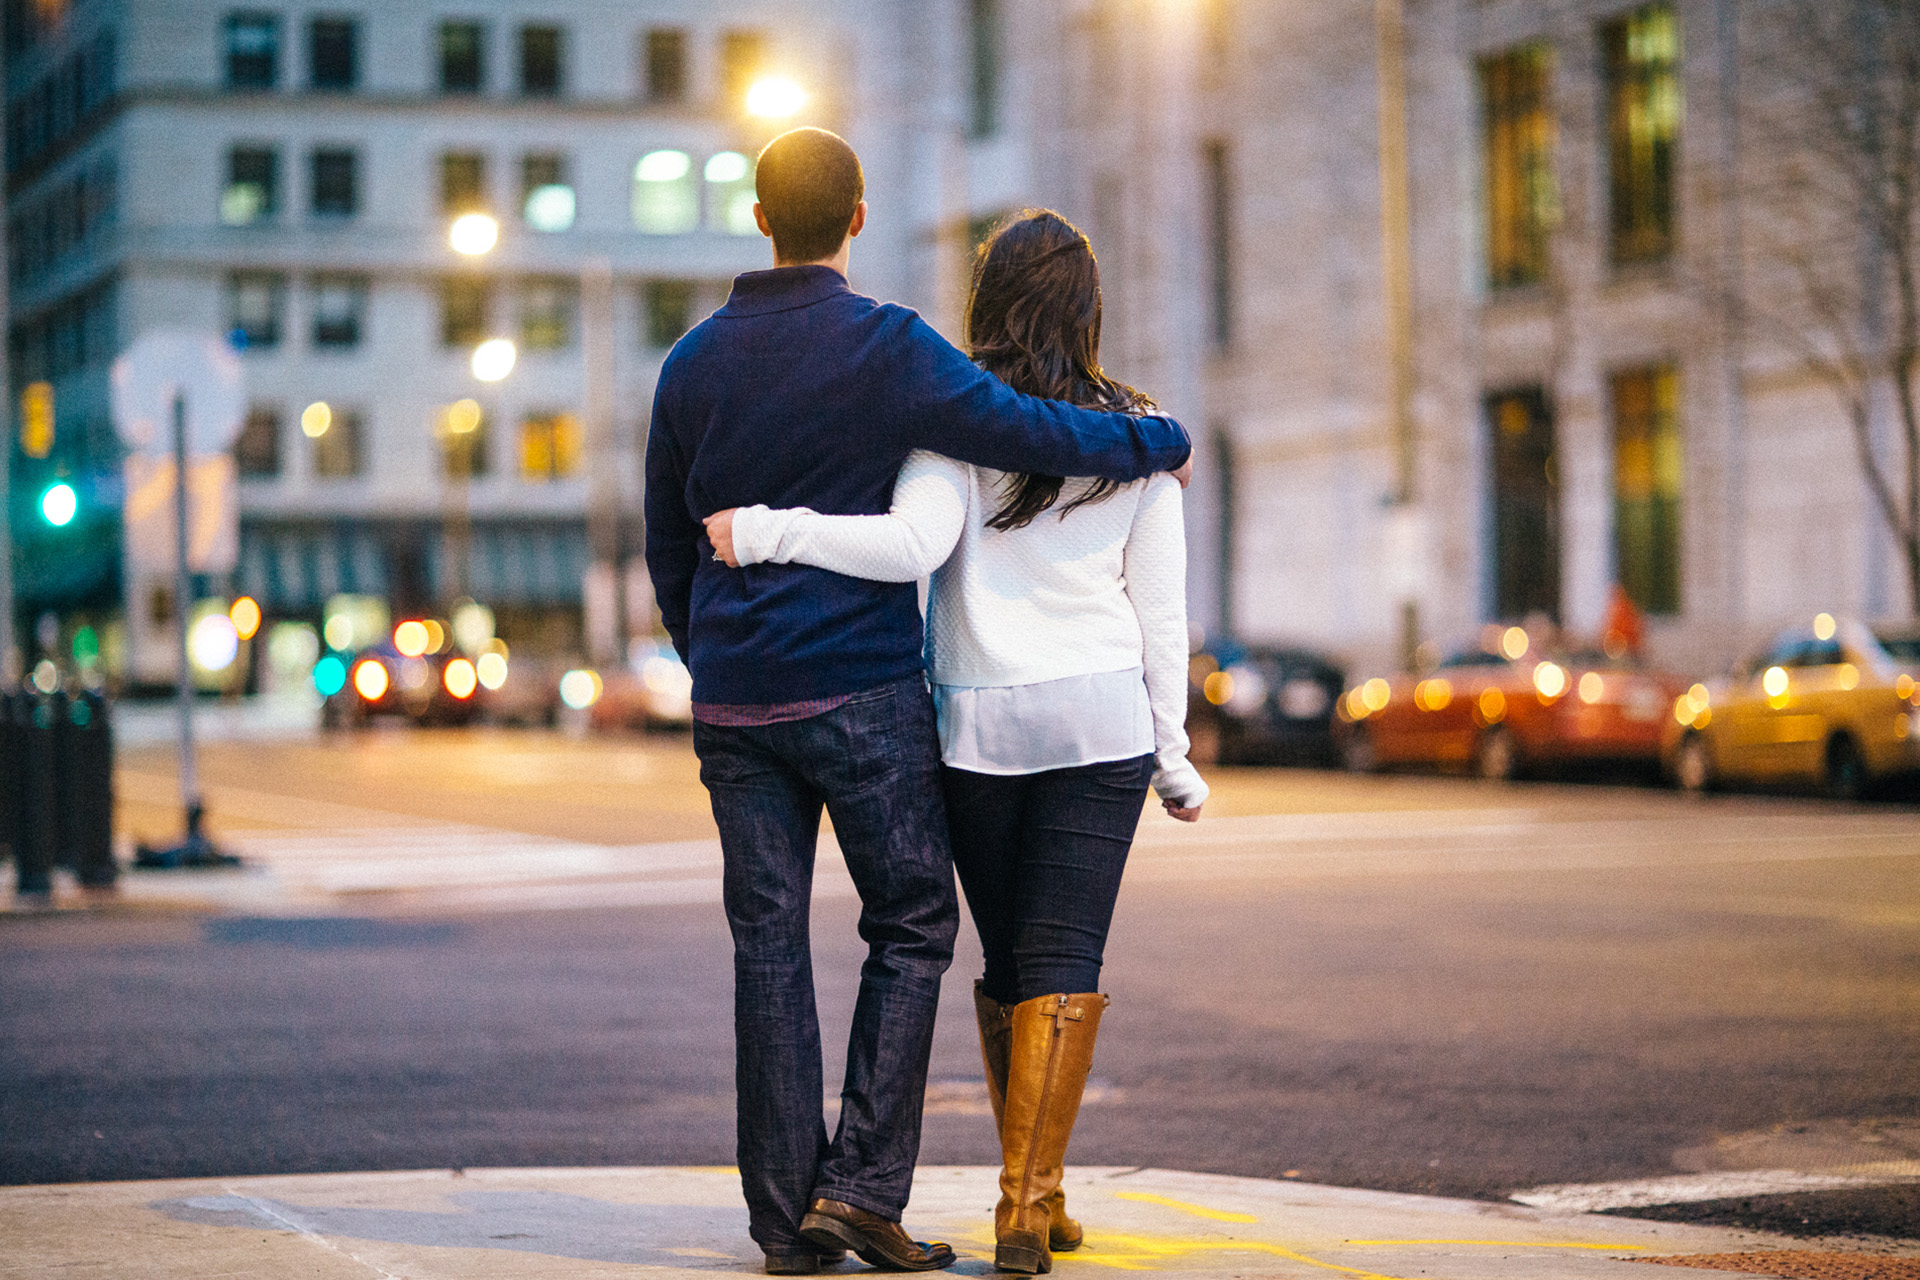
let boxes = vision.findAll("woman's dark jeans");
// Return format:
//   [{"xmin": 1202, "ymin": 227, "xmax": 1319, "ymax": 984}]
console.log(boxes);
[
  {"xmin": 693, "ymin": 677, "xmax": 958, "ymax": 1252},
  {"xmin": 941, "ymin": 753, "xmax": 1154, "ymax": 1004}
]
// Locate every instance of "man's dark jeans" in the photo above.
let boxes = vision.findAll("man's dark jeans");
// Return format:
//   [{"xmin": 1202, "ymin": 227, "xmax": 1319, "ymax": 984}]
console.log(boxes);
[
  {"xmin": 941, "ymin": 754, "xmax": 1154, "ymax": 1004},
  {"xmin": 693, "ymin": 676, "xmax": 959, "ymax": 1252}
]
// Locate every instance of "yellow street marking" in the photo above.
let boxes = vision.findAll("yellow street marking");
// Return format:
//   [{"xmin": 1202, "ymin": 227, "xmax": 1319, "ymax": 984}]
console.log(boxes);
[
  {"xmin": 1344, "ymin": 1238, "xmax": 1647, "ymax": 1251},
  {"xmin": 1064, "ymin": 1232, "xmax": 1414, "ymax": 1278},
  {"xmin": 1111, "ymin": 1191, "xmax": 1258, "ymax": 1223}
]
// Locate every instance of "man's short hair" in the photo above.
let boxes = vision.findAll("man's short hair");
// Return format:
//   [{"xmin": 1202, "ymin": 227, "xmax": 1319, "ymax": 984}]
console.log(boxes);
[{"xmin": 755, "ymin": 128, "xmax": 864, "ymax": 263}]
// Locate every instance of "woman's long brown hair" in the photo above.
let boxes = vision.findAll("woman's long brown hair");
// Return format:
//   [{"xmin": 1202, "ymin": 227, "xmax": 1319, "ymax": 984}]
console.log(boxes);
[{"xmin": 964, "ymin": 209, "xmax": 1155, "ymax": 531}]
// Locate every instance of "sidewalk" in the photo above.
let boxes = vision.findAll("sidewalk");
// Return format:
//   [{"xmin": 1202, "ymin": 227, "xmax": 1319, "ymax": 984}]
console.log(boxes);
[{"xmin": 2, "ymin": 1164, "xmax": 1890, "ymax": 1280}]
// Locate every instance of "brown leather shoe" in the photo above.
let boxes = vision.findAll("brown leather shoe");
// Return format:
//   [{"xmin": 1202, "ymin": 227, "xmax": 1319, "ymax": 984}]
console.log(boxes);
[
  {"xmin": 763, "ymin": 1244, "xmax": 849, "ymax": 1274},
  {"xmin": 800, "ymin": 1198, "xmax": 956, "ymax": 1271}
]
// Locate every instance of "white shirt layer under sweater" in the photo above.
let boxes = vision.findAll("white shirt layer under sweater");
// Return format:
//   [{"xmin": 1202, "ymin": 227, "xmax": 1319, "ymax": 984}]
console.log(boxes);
[{"xmin": 729, "ymin": 451, "xmax": 1208, "ymax": 809}]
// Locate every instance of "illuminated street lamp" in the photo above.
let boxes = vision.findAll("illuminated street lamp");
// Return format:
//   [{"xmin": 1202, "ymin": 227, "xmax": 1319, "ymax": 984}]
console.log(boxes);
[
  {"xmin": 746, "ymin": 75, "xmax": 807, "ymax": 120},
  {"xmin": 449, "ymin": 211, "xmax": 500, "ymax": 256},
  {"xmin": 471, "ymin": 338, "xmax": 517, "ymax": 383}
]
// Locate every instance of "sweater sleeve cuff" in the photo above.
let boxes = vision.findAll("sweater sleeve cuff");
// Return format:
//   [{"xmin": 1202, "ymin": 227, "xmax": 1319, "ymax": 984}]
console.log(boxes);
[
  {"xmin": 1151, "ymin": 759, "xmax": 1209, "ymax": 809},
  {"xmin": 731, "ymin": 505, "xmax": 799, "ymax": 566}
]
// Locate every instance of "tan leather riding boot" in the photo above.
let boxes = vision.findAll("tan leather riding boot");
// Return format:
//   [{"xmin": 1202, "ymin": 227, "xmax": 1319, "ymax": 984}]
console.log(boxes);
[
  {"xmin": 993, "ymin": 992, "xmax": 1107, "ymax": 1274},
  {"xmin": 973, "ymin": 982, "xmax": 1084, "ymax": 1254}
]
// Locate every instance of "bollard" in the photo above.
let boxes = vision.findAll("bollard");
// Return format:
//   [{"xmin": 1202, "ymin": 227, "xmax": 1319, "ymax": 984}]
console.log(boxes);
[
  {"xmin": 60, "ymin": 690, "xmax": 117, "ymax": 890},
  {"xmin": 12, "ymin": 691, "xmax": 58, "ymax": 898},
  {"xmin": 1, "ymin": 693, "xmax": 23, "ymax": 883}
]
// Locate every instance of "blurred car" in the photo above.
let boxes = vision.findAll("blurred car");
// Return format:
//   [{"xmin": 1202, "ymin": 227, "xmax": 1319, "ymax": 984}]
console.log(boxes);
[
  {"xmin": 587, "ymin": 640, "xmax": 695, "ymax": 733},
  {"xmin": 1664, "ymin": 615, "xmax": 1920, "ymax": 799},
  {"xmin": 321, "ymin": 619, "xmax": 483, "ymax": 729},
  {"xmin": 1336, "ymin": 626, "xmax": 1690, "ymax": 779},
  {"xmin": 1187, "ymin": 641, "xmax": 1346, "ymax": 766}
]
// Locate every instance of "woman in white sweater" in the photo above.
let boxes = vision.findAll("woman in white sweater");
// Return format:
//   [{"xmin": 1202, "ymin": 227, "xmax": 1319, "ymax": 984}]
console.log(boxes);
[{"xmin": 705, "ymin": 209, "xmax": 1205, "ymax": 1275}]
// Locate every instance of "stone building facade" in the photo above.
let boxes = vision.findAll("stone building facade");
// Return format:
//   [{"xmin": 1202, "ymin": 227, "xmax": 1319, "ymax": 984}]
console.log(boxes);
[{"xmin": 6, "ymin": 0, "xmax": 1907, "ymax": 681}]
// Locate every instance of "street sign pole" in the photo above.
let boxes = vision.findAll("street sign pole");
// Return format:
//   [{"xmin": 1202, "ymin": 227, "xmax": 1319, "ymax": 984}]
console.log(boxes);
[
  {"xmin": 171, "ymin": 391, "xmax": 201, "ymax": 840},
  {"xmin": 113, "ymin": 331, "xmax": 244, "ymax": 868}
]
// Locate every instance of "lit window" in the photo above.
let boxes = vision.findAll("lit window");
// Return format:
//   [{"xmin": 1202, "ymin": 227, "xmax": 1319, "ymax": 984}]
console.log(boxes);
[
  {"xmin": 704, "ymin": 151, "xmax": 757, "ymax": 235},
  {"xmin": 221, "ymin": 146, "xmax": 278, "ymax": 224},
  {"xmin": 235, "ymin": 405, "xmax": 281, "ymax": 477},
  {"xmin": 645, "ymin": 28, "xmax": 687, "ymax": 104},
  {"xmin": 441, "ymin": 152, "xmax": 488, "ymax": 215},
  {"xmin": 228, "ymin": 272, "xmax": 285, "ymax": 349},
  {"xmin": 224, "ymin": 12, "xmax": 280, "ymax": 90},
  {"xmin": 519, "ymin": 412, "xmax": 580, "ymax": 480},
  {"xmin": 310, "ymin": 147, "xmax": 357, "ymax": 217},
  {"xmin": 519, "ymin": 277, "xmax": 576, "ymax": 350},
  {"xmin": 643, "ymin": 279, "xmax": 696, "ymax": 349},
  {"xmin": 520, "ymin": 25, "xmax": 563, "ymax": 97},
  {"xmin": 440, "ymin": 21, "xmax": 484, "ymax": 93},
  {"xmin": 633, "ymin": 150, "xmax": 697, "ymax": 234},
  {"xmin": 1603, "ymin": 5, "xmax": 1681, "ymax": 266},
  {"xmin": 1611, "ymin": 365, "xmax": 1682, "ymax": 614},
  {"xmin": 312, "ymin": 407, "xmax": 363, "ymax": 477},
  {"xmin": 720, "ymin": 30, "xmax": 764, "ymax": 108},
  {"xmin": 969, "ymin": 0, "xmax": 1002, "ymax": 138},
  {"xmin": 439, "ymin": 401, "xmax": 490, "ymax": 479},
  {"xmin": 440, "ymin": 277, "xmax": 490, "ymax": 348},
  {"xmin": 1480, "ymin": 43, "xmax": 1557, "ymax": 289},
  {"xmin": 311, "ymin": 276, "xmax": 367, "ymax": 349},
  {"xmin": 309, "ymin": 17, "xmax": 358, "ymax": 91},
  {"xmin": 521, "ymin": 153, "xmax": 574, "ymax": 231}
]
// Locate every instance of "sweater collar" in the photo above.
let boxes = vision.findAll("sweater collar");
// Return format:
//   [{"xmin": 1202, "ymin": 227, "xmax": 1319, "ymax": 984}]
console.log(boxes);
[{"xmin": 718, "ymin": 264, "xmax": 853, "ymax": 317}]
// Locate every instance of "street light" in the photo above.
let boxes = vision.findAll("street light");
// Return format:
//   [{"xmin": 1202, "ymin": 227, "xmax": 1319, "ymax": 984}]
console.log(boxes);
[
  {"xmin": 472, "ymin": 338, "xmax": 517, "ymax": 382},
  {"xmin": 746, "ymin": 75, "xmax": 807, "ymax": 119},
  {"xmin": 449, "ymin": 212, "xmax": 500, "ymax": 256}
]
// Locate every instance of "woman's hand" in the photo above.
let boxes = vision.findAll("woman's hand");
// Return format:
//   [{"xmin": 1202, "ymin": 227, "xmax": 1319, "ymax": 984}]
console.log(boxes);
[
  {"xmin": 704, "ymin": 508, "xmax": 741, "ymax": 567},
  {"xmin": 1162, "ymin": 798, "xmax": 1202, "ymax": 823}
]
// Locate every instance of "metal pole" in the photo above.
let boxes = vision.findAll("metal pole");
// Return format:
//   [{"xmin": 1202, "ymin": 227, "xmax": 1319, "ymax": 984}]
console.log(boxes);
[
  {"xmin": 1375, "ymin": 0, "xmax": 1421, "ymax": 669},
  {"xmin": 171, "ymin": 391, "xmax": 200, "ymax": 837}
]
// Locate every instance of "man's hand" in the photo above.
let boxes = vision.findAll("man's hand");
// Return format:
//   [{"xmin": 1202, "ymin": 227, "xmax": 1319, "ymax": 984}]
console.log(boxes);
[
  {"xmin": 703, "ymin": 508, "xmax": 742, "ymax": 567},
  {"xmin": 1171, "ymin": 456, "xmax": 1194, "ymax": 490},
  {"xmin": 1162, "ymin": 798, "xmax": 1202, "ymax": 822}
]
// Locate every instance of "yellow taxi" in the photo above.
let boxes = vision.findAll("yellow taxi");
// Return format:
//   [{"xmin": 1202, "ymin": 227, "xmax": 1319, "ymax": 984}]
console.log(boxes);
[{"xmin": 1665, "ymin": 614, "xmax": 1920, "ymax": 799}]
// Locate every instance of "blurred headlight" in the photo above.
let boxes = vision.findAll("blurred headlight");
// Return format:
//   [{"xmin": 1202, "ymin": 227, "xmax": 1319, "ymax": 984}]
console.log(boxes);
[
  {"xmin": 560, "ymin": 668, "xmax": 603, "ymax": 710},
  {"xmin": 353, "ymin": 659, "xmax": 389, "ymax": 701},
  {"xmin": 444, "ymin": 658, "xmax": 478, "ymax": 699}
]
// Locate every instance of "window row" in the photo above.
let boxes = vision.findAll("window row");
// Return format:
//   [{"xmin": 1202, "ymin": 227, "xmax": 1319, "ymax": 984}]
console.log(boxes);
[
  {"xmin": 1486, "ymin": 362, "xmax": 1681, "ymax": 622},
  {"xmin": 1480, "ymin": 3, "xmax": 1679, "ymax": 289},
  {"xmin": 224, "ymin": 273, "xmax": 709, "ymax": 354},
  {"xmin": 7, "ymin": 154, "xmax": 117, "ymax": 289},
  {"xmin": 5, "ymin": 26, "xmax": 116, "ymax": 178},
  {"xmin": 232, "ymin": 401, "xmax": 587, "ymax": 484},
  {"xmin": 8, "ymin": 278, "xmax": 117, "ymax": 388},
  {"xmin": 223, "ymin": 11, "xmax": 769, "ymax": 108},
  {"xmin": 220, "ymin": 144, "xmax": 758, "ymax": 237},
  {"xmin": 221, "ymin": 145, "xmax": 359, "ymax": 223}
]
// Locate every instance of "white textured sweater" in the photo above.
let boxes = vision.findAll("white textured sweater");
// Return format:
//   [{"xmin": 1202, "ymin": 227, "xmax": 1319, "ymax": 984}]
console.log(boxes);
[{"xmin": 730, "ymin": 450, "xmax": 1208, "ymax": 807}]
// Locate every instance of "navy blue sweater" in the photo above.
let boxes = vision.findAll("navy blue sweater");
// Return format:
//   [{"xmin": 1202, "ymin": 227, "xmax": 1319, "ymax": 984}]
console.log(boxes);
[{"xmin": 644, "ymin": 265, "xmax": 1192, "ymax": 705}]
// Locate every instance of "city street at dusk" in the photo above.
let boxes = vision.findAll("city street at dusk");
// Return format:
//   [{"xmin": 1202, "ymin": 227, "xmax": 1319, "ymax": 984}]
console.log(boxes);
[{"xmin": 5, "ymin": 729, "xmax": 1917, "ymax": 1245}]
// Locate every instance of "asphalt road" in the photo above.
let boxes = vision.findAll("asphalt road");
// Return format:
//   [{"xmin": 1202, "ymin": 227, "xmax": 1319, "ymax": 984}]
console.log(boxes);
[{"xmin": 4, "ymin": 729, "xmax": 1917, "ymax": 1236}]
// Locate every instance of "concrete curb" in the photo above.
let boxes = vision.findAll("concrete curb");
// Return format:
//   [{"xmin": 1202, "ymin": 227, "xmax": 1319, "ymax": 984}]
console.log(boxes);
[{"xmin": 0, "ymin": 1164, "xmax": 1848, "ymax": 1279}]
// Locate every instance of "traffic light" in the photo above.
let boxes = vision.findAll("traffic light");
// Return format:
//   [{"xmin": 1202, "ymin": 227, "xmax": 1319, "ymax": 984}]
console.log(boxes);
[
  {"xmin": 19, "ymin": 382, "xmax": 53, "ymax": 459},
  {"xmin": 40, "ymin": 482, "xmax": 77, "ymax": 527}
]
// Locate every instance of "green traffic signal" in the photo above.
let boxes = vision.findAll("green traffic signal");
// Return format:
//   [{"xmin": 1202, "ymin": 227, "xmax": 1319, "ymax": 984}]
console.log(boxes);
[{"xmin": 40, "ymin": 482, "xmax": 78, "ymax": 527}]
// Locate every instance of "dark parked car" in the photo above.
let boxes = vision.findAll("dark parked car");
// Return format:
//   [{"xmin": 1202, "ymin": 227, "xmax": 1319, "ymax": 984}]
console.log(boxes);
[
  {"xmin": 320, "ymin": 619, "xmax": 484, "ymax": 729},
  {"xmin": 1187, "ymin": 640, "xmax": 1346, "ymax": 766}
]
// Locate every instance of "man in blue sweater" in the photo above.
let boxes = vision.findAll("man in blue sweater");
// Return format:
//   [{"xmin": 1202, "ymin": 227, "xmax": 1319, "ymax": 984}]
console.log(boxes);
[{"xmin": 644, "ymin": 128, "xmax": 1190, "ymax": 1275}]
